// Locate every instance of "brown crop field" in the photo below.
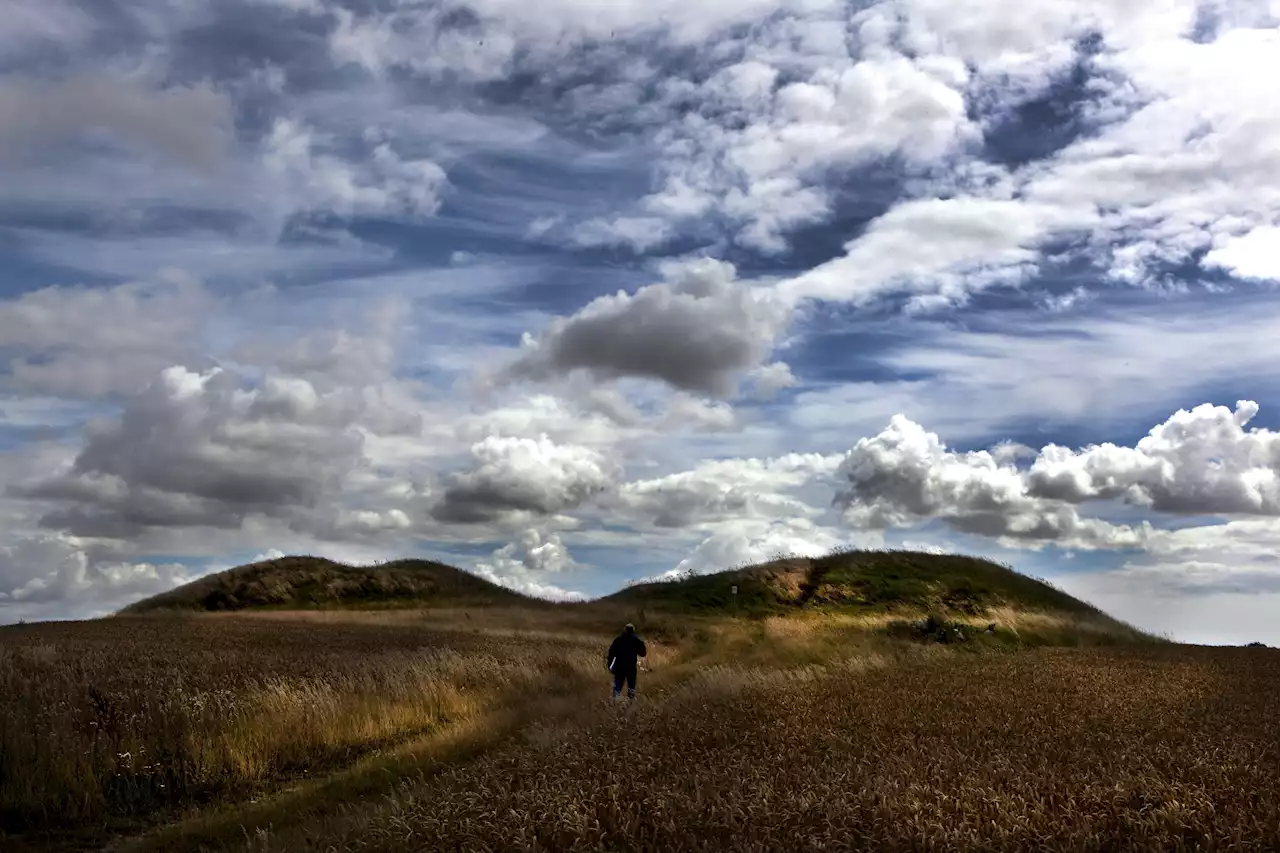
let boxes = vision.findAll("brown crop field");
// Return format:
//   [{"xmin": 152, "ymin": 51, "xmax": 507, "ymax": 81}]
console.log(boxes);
[
  {"xmin": 219, "ymin": 644, "xmax": 1280, "ymax": 853},
  {"xmin": 0, "ymin": 608, "xmax": 643, "ymax": 850},
  {"xmin": 4, "ymin": 606, "xmax": 1280, "ymax": 852}
]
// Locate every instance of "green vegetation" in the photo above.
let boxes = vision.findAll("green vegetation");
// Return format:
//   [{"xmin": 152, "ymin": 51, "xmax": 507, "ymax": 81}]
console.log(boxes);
[
  {"xmin": 121, "ymin": 555, "xmax": 535, "ymax": 614},
  {"xmin": 609, "ymin": 547, "xmax": 1118, "ymax": 617},
  {"xmin": 127, "ymin": 548, "xmax": 1112, "ymax": 621}
]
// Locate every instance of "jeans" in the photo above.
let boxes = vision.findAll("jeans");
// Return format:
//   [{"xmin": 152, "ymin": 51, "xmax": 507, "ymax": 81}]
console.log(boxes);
[{"xmin": 612, "ymin": 668, "xmax": 637, "ymax": 699}]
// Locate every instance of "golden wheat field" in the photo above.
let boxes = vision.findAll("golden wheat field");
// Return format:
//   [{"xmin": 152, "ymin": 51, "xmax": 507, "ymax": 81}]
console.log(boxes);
[
  {"xmin": 4, "ymin": 609, "xmax": 1280, "ymax": 852},
  {"xmin": 224, "ymin": 645, "xmax": 1280, "ymax": 853},
  {"xmin": 0, "ymin": 608, "xmax": 626, "ymax": 850}
]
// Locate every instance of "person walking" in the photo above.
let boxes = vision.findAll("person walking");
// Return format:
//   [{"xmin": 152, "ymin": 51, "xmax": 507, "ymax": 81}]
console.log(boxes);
[{"xmin": 606, "ymin": 623, "xmax": 647, "ymax": 700}]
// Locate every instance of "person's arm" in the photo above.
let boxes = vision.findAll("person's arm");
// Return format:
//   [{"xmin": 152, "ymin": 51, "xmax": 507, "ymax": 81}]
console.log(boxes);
[
  {"xmin": 638, "ymin": 638, "xmax": 647, "ymax": 658},
  {"xmin": 606, "ymin": 638, "xmax": 618, "ymax": 669}
]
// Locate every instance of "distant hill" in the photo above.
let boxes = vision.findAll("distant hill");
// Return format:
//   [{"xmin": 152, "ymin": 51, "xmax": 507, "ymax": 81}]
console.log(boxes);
[
  {"xmin": 608, "ymin": 548, "xmax": 1107, "ymax": 617},
  {"xmin": 121, "ymin": 548, "xmax": 1145, "ymax": 646},
  {"xmin": 121, "ymin": 555, "xmax": 535, "ymax": 614}
]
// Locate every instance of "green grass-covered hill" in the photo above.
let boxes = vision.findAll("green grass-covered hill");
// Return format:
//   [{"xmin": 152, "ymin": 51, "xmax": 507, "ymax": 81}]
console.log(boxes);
[
  {"xmin": 122, "ymin": 548, "xmax": 1127, "ymax": 632},
  {"xmin": 607, "ymin": 548, "xmax": 1100, "ymax": 615},
  {"xmin": 120, "ymin": 555, "xmax": 536, "ymax": 614}
]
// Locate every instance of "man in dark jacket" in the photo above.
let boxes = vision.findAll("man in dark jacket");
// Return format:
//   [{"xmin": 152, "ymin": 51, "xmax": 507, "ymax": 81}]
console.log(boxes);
[{"xmin": 606, "ymin": 623, "xmax": 647, "ymax": 700}]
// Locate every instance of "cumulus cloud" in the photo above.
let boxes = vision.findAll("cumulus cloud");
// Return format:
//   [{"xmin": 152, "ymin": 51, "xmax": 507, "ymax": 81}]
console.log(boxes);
[
  {"xmin": 834, "ymin": 414, "xmax": 1151, "ymax": 549},
  {"xmin": 472, "ymin": 529, "xmax": 586, "ymax": 600},
  {"xmin": 750, "ymin": 362, "xmax": 798, "ymax": 399},
  {"xmin": 16, "ymin": 366, "xmax": 378, "ymax": 537},
  {"xmin": 1203, "ymin": 226, "xmax": 1280, "ymax": 281},
  {"xmin": 1027, "ymin": 401, "xmax": 1280, "ymax": 514},
  {"xmin": 0, "ymin": 274, "xmax": 215, "ymax": 399},
  {"xmin": 431, "ymin": 435, "xmax": 616, "ymax": 524},
  {"xmin": 669, "ymin": 517, "xmax": 848, "ymax": 577},
  {"xmin": 505, "ymin": 258, "xmax": 792, "ymax": 397},
  {"xmin": 836, "ymin": 402, "xmax": 1280, "ymax": 550},
  {"xmin": 0, "ymin": 533, "xmax": 191, "ymax": 616},
  {"xmin": 615, "ymin": 452, "xmax": 841, "ymax": 529}
]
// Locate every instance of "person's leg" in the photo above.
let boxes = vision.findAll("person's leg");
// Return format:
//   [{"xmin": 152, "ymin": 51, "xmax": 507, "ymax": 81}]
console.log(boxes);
[
  {"xmin": 612, "ymin": 671, "xmax": 624, "ymax": 698},
  {"xmin": 626, "ymin": 669, "xmax": 637, "ymax": 700}
]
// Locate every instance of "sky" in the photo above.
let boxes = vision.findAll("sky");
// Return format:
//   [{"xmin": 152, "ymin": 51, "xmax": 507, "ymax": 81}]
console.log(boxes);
[{"xmin": 3, "ymin": 0, "xmax": 1280, "ymax": 644}]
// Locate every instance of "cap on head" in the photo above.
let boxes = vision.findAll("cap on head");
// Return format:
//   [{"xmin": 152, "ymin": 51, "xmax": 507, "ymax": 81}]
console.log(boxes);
[{"xmin": 624, "ymin": 623, "xmax": 635, "ymax": 634}]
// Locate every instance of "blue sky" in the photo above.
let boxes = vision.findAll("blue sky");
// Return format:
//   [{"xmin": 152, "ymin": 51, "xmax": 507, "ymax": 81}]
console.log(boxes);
[{"xmin": 4, "ymin": 0, "xmax": 1280, "ymax": 644}]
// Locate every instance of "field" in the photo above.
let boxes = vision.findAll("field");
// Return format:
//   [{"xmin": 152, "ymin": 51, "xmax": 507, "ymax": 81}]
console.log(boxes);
[
  {"xmin": 247, "ymin": 645, "xmax": 1280, "ymax": 853},
  {"xmin": 0, "ymin": 608, "xmax": 646, "ymax": 850},
  {"xmin": 4, "ymin": 603, "xmax": 1280, "ymax": 852}
]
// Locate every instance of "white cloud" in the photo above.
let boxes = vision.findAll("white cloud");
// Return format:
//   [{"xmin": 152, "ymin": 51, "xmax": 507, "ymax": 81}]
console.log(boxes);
[
  {"xmin": 643, "ymin": 50, "xmax": 978, "ymax": 253},
  {"xmin": 1204, "ymin": 225, "xmax": 1280, "ymax": 281},
  {"xmin": 670, "ymin": 517, "xmax": 847, "ymax": 577},
  {"xmin": 472, "ymin": 529, "xmax": 586, "ymax": 600},
  {"xmin": 260, "ymin": 119, "xmax": 448, "ymax": 223},
  {"xmin": 615, "ymin": 452, "xmax": 841, "ymax": 529},
  {"xmin": 569, "ymin": 216, "xmax": 673, "ymax": 253},
  {"xmin": 1028, "ymin": 401, "xmax": 1280, "ymax": 515},
  {"xmin": 659, "ymin": 394, "xmax": 740, "ymax": 433},
  {"xmin": 833, "ymin": 401, "xmax": 1280, "ymax": 555},
  {"xmin": 861, "ymin": 0, "xmax": 1198, "ymax": 68},
  {"xmin": 834, "ymin": 414, "xmax": 1151, "ymax": 549},
  {"xmin": 749, "ymin": 362, "xmax": 798, "ymax": 399},
  {"xmin": 431, "ymin": 435, "xmax": 617, "ymax": 524},
  {"xmin": 14, "ymin": 360, "xmax": 433, "ymax": 539},
  {"xmin": 0, "ymin": 273, "xmax": 215, "ymax": 399},
  {"xmin": 0, "ymin": 532, "xmax": 191, "ymax": 616},
  {"xmin": 1055, "ymin": 517, "xmax": 1280, "ymax": 644},
  {"xmin": 505, "ymin": 258, "xmax": 792, "ymax": 397},
  {"xmin": 791, "ymin": 295, "xmax": 1280, "ymax": 448},
  {"xmin": 751, "ymin": 16, "xmax": 1280, "ymax": 305},
  {"xmin": 778, "ymin": 197, "xmax": 1081, "ymax": 305}
]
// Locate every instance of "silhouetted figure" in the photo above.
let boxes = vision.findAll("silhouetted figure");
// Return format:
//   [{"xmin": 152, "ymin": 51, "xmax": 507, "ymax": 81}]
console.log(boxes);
[{"xmin": 606, "ymin": 623, "xmax": 647, "ymax": 700}]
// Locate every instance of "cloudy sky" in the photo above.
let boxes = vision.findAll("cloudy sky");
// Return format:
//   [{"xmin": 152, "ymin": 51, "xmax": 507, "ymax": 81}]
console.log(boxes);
[{"xmin": 3, "ymin": 0, "xmax": 1280, "ymax": 644}]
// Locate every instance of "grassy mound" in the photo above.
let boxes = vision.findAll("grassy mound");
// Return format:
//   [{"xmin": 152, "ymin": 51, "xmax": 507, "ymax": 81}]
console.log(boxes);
[
  {"xmin": 121, "ymin": 555, "xmax": 534, "ymax": 614},
  {"xmin": 609, "ymin": 548, "xmax": 1106, "ymax": 617}
]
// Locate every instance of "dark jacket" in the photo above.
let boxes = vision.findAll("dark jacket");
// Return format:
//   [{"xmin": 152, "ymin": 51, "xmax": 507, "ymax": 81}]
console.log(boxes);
[{"xmin": 606, "ymin": 632, "xmax": 647, "ymax": 673}]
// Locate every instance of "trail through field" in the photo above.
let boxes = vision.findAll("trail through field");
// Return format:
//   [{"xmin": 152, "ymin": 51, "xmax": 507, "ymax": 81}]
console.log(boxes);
[
  {"xmin": 114, "ymin": 634, "xmax": 700, "ymax": 853},
  {"xmin": 9, "ymin": 612, "xmax": 1280, "ymax": 852},
  {"xmin": 139, "ymin": 645, "xmax": 1280, "ymax": 853}
]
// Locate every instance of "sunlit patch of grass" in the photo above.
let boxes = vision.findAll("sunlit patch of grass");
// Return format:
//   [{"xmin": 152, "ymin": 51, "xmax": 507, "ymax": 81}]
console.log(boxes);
[{"xmin": 0, "ymin": 611, "xmax": 609, "ymax": 842}]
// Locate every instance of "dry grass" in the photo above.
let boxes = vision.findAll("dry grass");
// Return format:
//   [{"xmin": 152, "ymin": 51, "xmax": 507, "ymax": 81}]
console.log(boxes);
[
  {"xmin": 0, "ymin": 610, "xmax": 622, "ymax": 848},
  {"xmin": 227, "ymin": 644, "xmax": 1280, "ymax": 853},
  {"xmin": 7, "ymin": 603, "xmax": 1275, "ymax": 853}
]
